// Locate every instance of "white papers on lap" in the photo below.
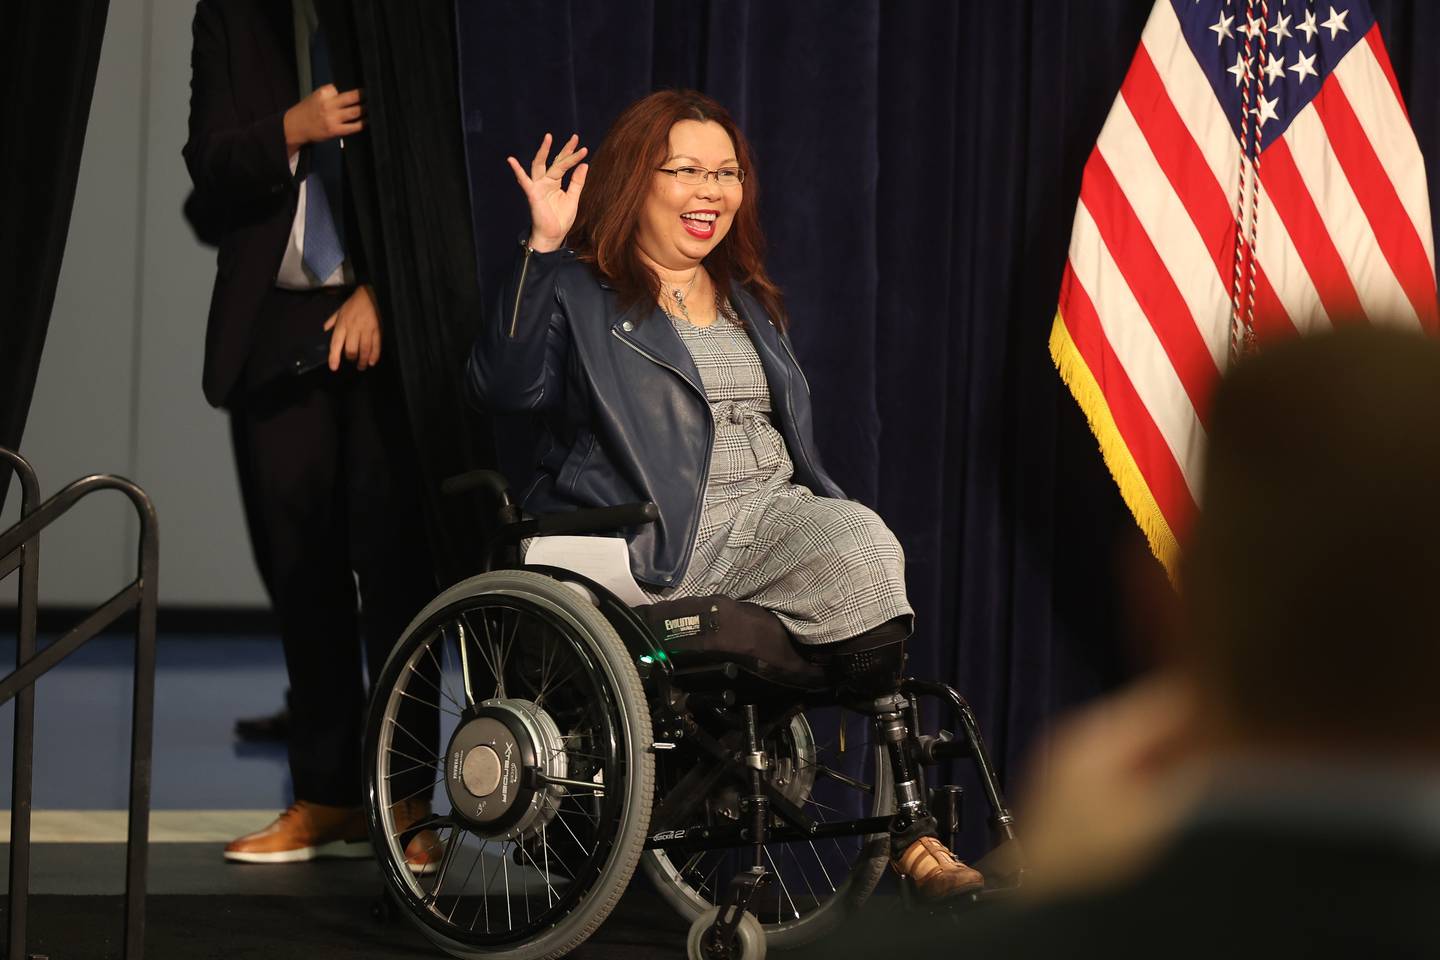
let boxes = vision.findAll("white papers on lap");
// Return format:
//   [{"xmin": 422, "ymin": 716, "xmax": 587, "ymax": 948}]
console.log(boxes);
[{"xmin": 522, "ymin": 536, "xmax": 650, "ymax": 607}]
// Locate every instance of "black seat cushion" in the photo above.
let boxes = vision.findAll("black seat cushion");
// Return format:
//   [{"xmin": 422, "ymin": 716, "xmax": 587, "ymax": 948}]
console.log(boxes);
[{"xmin": 632, "ymin": 595, "xmax": 830, "ymax": 689}]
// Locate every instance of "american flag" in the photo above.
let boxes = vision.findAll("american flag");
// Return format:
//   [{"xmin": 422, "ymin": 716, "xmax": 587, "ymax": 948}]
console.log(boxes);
[{"xmin": 1053, "ymin": 0, "xmax": 1437, "ymax": 572}]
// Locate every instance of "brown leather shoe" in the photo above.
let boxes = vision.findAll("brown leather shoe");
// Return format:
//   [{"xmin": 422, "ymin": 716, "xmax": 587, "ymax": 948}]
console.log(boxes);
[
  {"xmin": 223, "ymin": 802, "xmax": 371, "ymax": 863},
  {"xmin": 393, "ymin": 799, "xmax": 445, "ymax": 876},
  {"xmin": 892, "ymin": 835, "xmax": 985, "ymax": 899}
]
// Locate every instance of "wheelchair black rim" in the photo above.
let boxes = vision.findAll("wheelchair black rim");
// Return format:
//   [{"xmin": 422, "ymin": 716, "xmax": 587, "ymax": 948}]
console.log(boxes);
[
  {"xmin": 370, "ymin": 593, "xmax": 631, "ymax": 947},
  {"xmin": 648, "ymin": 706, "xmax": 889, "ymax": 929}
]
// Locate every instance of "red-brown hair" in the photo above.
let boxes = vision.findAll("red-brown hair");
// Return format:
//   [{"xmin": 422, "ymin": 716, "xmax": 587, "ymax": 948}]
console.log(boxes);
[{"xmin": 568, "ymin": 90, "xmax": 786, "ymax": 329}]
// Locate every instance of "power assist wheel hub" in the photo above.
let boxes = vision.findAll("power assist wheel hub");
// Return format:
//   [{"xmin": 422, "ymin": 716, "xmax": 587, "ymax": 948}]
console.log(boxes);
[{"xmin": 444, "ymin": 698, "xmax": 567, "ymax": 840}]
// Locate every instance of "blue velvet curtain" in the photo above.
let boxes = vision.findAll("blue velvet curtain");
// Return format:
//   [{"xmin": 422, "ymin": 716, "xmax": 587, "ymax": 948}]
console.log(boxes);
[{"xmin": 451, "ymin": 1, "xmax": 1440, "ymax": 838}]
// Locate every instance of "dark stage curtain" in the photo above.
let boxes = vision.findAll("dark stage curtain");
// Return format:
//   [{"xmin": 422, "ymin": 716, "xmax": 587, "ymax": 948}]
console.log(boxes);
[
  {"xmin": 0, "ymin": 0, "xmax": 109, "ymax": 511},
  {"xmin": 320, "ymin": 0, "xmax": 493, "ymax": 585},
  {"xmin": 349, "ymin": 0, "xmax": 1440, "ymax": 853}
]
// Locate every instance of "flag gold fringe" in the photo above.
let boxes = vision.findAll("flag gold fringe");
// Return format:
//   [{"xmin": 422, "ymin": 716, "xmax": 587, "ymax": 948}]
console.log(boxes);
[{"xmin": 1049, "ymin": 311, "xmax": 1181, "ymax": 579}]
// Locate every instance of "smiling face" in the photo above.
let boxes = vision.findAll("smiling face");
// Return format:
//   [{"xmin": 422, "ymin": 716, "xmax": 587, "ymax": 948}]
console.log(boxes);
[{"xmin": 635, "ymin": 119, "xmax": 743, "ymax": 272}]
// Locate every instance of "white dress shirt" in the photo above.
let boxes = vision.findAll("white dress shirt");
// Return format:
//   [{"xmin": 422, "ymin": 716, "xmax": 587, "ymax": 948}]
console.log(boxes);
[
  {"xmin": 275, "ymin": 0, "xmax": 351, "ymax": 292},
  {"xmin": 275, "ymin": 151, "xmax": 353, "ymax": 290}
]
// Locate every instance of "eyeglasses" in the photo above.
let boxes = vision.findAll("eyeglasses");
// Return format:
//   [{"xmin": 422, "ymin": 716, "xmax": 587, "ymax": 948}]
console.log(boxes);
[{"xmin": 656, "ymin": 165, "xmax": 746, "ymax": 187}]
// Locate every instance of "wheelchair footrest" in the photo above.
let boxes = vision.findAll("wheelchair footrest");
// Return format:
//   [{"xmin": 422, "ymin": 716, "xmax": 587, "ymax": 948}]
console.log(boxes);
[
  {"xmin": 973, "ymin": 835, "xmax": 1026, "ymax": 887},
  {"xmin": 896, "ymin": 873, "xmax": 1020, "ymax": 916}
]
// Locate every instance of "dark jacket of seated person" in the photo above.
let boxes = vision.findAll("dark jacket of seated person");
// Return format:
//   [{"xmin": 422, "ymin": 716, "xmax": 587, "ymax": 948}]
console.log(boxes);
[{"xmin": 465, "ymin": 244, "xmax": 845, "ymax": 589}]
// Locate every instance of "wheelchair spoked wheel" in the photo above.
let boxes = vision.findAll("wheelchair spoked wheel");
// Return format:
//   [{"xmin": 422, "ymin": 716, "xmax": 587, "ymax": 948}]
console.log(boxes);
[
  {"xmin": 643, "ymin": 706, "xmax": 893, "ymax": 950},
  {"xmin": 365, "ymin": 570, "xmax": 654, "ymax": 960}
]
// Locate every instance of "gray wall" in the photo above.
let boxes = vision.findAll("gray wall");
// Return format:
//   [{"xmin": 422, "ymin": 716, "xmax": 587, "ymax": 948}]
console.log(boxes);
[{"xmin": 2, "ymin": 0, "xmax": 267, "ymax": 608}]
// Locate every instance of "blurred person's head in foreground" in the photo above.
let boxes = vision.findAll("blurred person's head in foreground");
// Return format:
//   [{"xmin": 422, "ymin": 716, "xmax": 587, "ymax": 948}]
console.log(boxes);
[
  {"xmin": 1002, "ymin": 324, "xmax": 1440, "ymax": 908},
  {"xmin": 1181, "ymin": 323, "xmax": 1440, "ymax": 758},
  {"xmin": 882, "ymin": 326, "xmax": 1440, "ymax": 959}
]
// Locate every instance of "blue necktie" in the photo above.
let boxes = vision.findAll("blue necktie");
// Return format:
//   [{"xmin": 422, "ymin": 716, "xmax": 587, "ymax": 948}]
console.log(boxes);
[{"xmin": 302, "ymin": 26, "xmax": 346, "ymax": 280}]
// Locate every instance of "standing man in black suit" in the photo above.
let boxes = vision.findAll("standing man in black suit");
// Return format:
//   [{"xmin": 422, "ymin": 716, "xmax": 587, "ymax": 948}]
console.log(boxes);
[{"xmin": 184, "ymin": 0, "xmax": 437, "ymax": 871}]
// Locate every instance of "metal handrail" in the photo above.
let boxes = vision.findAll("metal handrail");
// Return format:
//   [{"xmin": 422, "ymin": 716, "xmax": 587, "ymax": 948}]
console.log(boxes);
[{"xmin": 0, "ymin": 448, "xmax": 158, "ymax": 960}]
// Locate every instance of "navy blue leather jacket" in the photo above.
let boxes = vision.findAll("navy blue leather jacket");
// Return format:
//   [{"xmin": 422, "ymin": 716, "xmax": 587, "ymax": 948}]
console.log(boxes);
[{"xmin": 466, "ymin": 245, "xmax": 845, "ymax": 589}]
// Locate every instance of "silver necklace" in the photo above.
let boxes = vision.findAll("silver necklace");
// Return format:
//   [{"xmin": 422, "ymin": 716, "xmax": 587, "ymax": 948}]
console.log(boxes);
[{"xmin": 667, "ymin": 269, "xmax": 702, "ymax": 323}]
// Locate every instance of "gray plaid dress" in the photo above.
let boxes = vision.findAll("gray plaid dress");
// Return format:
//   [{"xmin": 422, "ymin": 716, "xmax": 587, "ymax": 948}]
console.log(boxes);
[{"xmin": 641, "ymin": 305, "xmax": 913, "ymax": 646}]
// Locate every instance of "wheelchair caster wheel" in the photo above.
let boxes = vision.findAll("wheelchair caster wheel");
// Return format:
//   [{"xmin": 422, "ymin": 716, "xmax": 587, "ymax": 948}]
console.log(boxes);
[{"xmin": 686, "ymin": 906, "xmax": 766, "ymax": 960}]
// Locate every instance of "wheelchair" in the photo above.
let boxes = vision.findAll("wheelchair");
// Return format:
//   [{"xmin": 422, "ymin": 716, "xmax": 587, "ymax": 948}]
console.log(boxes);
[{"xmin": 363, "ymin": 471, "xmax": 1023, "ymax": 960}]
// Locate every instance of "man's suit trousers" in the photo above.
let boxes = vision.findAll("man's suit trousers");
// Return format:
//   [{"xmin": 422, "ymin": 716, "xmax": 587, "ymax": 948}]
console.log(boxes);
[{"xmin": 230, "ymin": 286, "xmax": 437, "ymax": 807}]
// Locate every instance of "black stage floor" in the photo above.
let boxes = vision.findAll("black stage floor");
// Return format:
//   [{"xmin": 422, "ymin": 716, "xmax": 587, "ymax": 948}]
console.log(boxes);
[
  {"xmin": 0, "ymin": 844, "xmax": 944, "ymax": 959},
  {"xmin": 0, "ymin": 843, "xmax": 694, "ymax": 959}
]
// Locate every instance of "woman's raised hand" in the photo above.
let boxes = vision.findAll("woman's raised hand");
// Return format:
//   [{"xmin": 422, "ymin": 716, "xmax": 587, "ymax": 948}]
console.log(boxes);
[{"xmin": 507, "ymin": 133, "xmax": 589, "ymax": 254}]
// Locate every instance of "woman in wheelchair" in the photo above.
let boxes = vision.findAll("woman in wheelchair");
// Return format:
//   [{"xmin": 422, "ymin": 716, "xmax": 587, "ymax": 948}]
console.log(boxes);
[
  {"xmin": 474, "ymin": 88, "xmax": 982, "ymax": 902},
  {"xmin": 480, "ymin": 89, "xmax": 979, "ymax": 886},
  {"xmin": 364, "ymin": 90, "xmax": 1014, "ymax": 960}
]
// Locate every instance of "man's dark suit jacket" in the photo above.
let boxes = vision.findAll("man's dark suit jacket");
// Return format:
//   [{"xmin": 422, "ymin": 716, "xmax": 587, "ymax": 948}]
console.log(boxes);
[{"xmin": 185, "ymin": 0, "xmax": 358, "ymax": 409}]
